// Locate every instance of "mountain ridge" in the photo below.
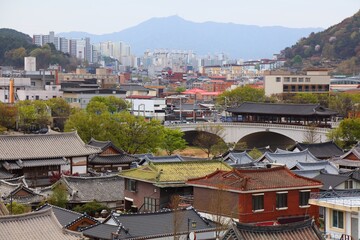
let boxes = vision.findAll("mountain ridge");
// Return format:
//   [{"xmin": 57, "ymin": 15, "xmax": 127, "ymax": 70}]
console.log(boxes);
[{"xmin": 58, "ymin": 15, "xmax": 323, "ymax": 59}]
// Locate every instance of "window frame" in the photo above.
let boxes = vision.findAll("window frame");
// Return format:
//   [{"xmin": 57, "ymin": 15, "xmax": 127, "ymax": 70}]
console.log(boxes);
[
  {"xmin": 332, "ymin": 210, "xmax": 344, "ymax": 229},
  {"xmin": 299, "ymin": 190, "xmax": 311, "ymax": 208},
  {"xmin": 276, "ymin": 191, "xmax": 288, "ymax": 210},
  {"xmin": 125, "ymin": 179, "xmax": 137, "ymax": 192},
  {"xmin": 252, "ymin": 193, "xmax": 264, "ymax": 212},
  {"xmin": 144, "ymin": 197, "xmax": 158, "ymax": 212}
]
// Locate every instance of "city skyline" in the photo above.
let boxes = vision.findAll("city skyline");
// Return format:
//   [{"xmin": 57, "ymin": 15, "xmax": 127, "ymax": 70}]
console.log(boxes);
[{"xmin": 1, "ymin": 0, "xmax": 359, "ymax": 35}]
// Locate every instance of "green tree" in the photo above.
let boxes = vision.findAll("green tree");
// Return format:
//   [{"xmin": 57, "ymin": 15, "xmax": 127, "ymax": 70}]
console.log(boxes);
[
  {"xmin": 4, "ymin": 47, "xmax": 27, "ymax": 67},
  {"xmin": 161, "ymin": 128, "xmax": 187, "ymax": 155},
  {"xmin": 328, "ymin": 118, "xmax": 360, "ymax": 149},
  {"xmin": 73, "ymin": 201, "xmax": 110, "ymax": 217},
  {"xmin": 6, "ymin": 201, "xmax": 30, "ymax": 215},
  {"xmin": 217, "ymin": 85, "xmax": 265, "ymax": 109},
  {"xmin": 248, "ymin": 148, "xmax": 263, "ymax": 159},
  {"xmin": 65, "ymin": 110, "xmax": 167, "ymax": 154},
  {"xmin": 48, "ymin": 183, "xmax": 68, "ymax": 208},
  {"xmin": 88, "ymin": 96, "xmax": 130, "ymax": 113},
  {"xmin": 175, "ymin": 86, "xmax": 186, "ymax": 94},
  {"xmin": 0, "ymin": 102, "xmax": 17, "ymax": 130},
  {"xmin": 47, "ymin": 98, "xmax": 71, "ymax": 117},
  {"xmin": 16, "ymin": 100, "xmax": 51, "ymax": 132},
  {"xmin": 329, "ymin": 93, "xmax": 360, "ymax": 118}
]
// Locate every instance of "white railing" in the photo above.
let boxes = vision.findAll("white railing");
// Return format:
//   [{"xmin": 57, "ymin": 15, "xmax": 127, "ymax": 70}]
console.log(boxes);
[{"xmin": 167, "ymin": 122, "xmax": 330, "ymax": 133}]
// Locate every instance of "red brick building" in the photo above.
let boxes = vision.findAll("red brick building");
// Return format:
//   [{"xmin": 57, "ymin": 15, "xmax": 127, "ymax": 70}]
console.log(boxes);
[{"xmin": 187, "ymin": 166, "xmax": 323, "ymax": 224}]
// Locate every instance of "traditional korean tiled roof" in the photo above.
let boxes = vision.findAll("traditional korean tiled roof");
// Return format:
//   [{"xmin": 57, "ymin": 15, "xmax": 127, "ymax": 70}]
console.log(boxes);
[
  {"xmin": 223, "ymin": 151, "xmax": 254, "ymax": 165},
  {"xmin": 88, "ymin": 138, "xmax": 125, "ymax": 154},
  {"xmin": 187, "ymin": 166, "xmax": 322, "ymax": 192},
  {"xmin": 222, "ymin": 219, "xmax": 324, "ymax": 240},
  {"xmin": 0, "ymin": 166, "xmax": 14, "ymax": 179},
  {"xmin": 139, "ymin": 154, "xmax": 184, "ymax": 165},
  {"xmin": 0, "ymin": 208, "xmax": 82, "ymax": 240},
  {"xmin": 331, "ymin": 158, "xmax": 360, "ymax": 168},
  {"xmin": 2, "ymin": 158, "xmax": 67, "ymax": 170},
  {"xmin": 314, "ymin": 172, "xmax": 352, "ymax": 190},
  {"xmin": 119, "ymin": 160, "xmax": 231, "ymax": 185},
  {"xmin": 257, "ymin": 149, "xmax": 320, "ymax": 169},
  {"xmin": 340, "ymin": 142, "xmax": 360, "ymax": 160},
  {"xmin": 227, "ymin": 102, "xmax": 337, "ymax": 116},
  {"xmin": 90, "ymin": 154, "xmax": 137, "ymax": 165},
  {"xmin": 294, "ymin": 161, "xmax": 339, "ymax": 175},
  {"xmin": 0, "ymin": 132, "xmax": 101, "ymax": 161},
  {"xmin": 60, "ymin": 175, "xmax": 124, "ymax": 203},
  {"xmin": 83, "ymin": 207, "xmax": 215, "ymax": 240},
  {"xmin": 289, "ymin": 141, "xmax": 344, "ymax": 159},
  {"xmin": 37, "ymin": 204, "xmax": 98, "ymax": 228},
  {"xmin": 0, "ymin": 179, "xmax": 45, "ymax": 204}
]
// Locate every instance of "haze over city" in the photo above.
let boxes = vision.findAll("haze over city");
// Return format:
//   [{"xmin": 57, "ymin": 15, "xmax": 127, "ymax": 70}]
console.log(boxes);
[{"xmin": 1, "ymin": 0, "xmax": 360, "ymax": 35}]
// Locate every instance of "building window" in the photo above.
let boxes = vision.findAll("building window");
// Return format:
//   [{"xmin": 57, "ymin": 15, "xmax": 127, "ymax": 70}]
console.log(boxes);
[
  {"xmin": 283, "ymin": 85, "xmax": 289, "ymax": 92},
  {"xmin": 305, "ymin": 86, "xmax": 309, "ymax": 92},
  {"xmin": 144, "ymin": 197, "xmax": 157, "ymax": 212},
  {"xmin": 31, "ymin": 82, "xmax": 36, "ymax": 86},
  {"xmin": 284, "ymin": 77, "xmax": 290, "ymax": 82},
  {"xmin": 299, "ymin": 190, "xmax": 310, "ymax": 207},
  {"xmin": 291, "ymin": 85, "xmax": 296, "ymax": 92},
  {"xmin": 26, "ymin": 96, "xmax": 29, "ymax": 100},
  {"xmin": 125, "ymin": 179, "xmax": 136, "ymax": 192},
  {"xmin": 252, "ymin": 194, "xmax": 264, "ymax": 211},
  {"xmin": 276, "ymin": 192, "xmax": 288, "ymax": 209},
  {"xmin": 35, "ymin": 95, "xmax": 39, "ymax": 100},
  {"xmin": 332, "ymin": 210, "xmax": 344, "ymax": 229},
  {"xmin": 276, "ymin": 77, "xmax": 281, "ymax": 82},
  {"xmin": 298, "ymin": 85, "xmax": 303, "ymax": 92},
  {"xmin": 305, "ymin": 77, "xmax": 311, "ymax": 82},
  {"xmin": 291, "ymin": 77, "xmax": 297, "ymax": 82},
  {"xmin": 298, "ymin": 78, "xmax": 304, "ymax": 82},
  {"xmin": 345, "ymin": 180, "xmax": 353, "ymax": 189}
]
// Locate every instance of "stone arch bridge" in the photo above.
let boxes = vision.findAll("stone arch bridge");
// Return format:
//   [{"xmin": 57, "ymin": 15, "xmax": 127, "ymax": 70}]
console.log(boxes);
[{"xmin": 167, "ymin": 122, "xmax": 331, "ymax": 144}]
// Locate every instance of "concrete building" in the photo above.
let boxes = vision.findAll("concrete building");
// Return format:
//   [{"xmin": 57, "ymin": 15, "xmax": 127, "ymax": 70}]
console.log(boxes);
[
  {"xmin": 24, "ymin": 57, "xmax": 36, "ymax": 71},
  {"xmin": 129, "ymin": 98, "xmax": 166, "ymax": 121},
  {"xmin": 264, "ymin": 69, "xmax": 330, "ymax": 96}
]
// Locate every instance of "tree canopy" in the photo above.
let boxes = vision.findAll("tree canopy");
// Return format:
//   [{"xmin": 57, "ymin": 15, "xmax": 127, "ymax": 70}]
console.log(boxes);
[{"xmin": 216, "ymin": 85, "xmax": 265, "ymax": 109}]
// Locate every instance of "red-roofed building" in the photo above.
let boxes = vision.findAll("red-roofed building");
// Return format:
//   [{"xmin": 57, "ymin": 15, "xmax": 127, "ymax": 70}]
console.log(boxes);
[{"xmin": 186, "ymin": 166, "xmax": 323, "ymax": 224}]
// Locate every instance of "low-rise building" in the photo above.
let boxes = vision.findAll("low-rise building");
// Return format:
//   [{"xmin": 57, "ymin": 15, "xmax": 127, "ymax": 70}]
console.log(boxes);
[
  {"xmin": 264, "ymin": 69, "xmax": 330, "ymax": 96},
  {"xmin": 187, "ymin": 166, "xmax": 323, "ymax": 224}
]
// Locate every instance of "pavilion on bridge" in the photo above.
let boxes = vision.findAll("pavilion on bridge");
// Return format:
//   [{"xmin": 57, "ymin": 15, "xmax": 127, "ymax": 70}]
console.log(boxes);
[{"xmin": 226, "ymin": 102, "xmax": 337, "ymax": 128}]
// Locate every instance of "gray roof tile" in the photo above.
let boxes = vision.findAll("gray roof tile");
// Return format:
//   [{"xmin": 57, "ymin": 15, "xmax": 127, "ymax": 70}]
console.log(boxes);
[
  {"xmin": 61, "ymin": 175, "xmax": 124, "ymax": 203},
  {"xmin": 0, "ymin": 132, "xmax": 101, "ymax": 161},
  {"xmin": 0, "ymin": 208, "xmax": 82, "ymax": 240}
]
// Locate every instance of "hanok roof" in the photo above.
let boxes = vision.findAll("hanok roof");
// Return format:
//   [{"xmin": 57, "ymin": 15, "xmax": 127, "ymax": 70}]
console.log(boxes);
[
  {"xmin": 293, "ymin": 161, "xmax": 339, "ymax": 175},
  {"xmin": 83, "ymin": 207, "xmax": 215, "ymax": 240},
  {"xmin": 289, "ymin": 141, "xmax": 344, "ymax": 159},
  {"xmin": 0, "ymin": 166, "xmax": 14, "ymax": 179},
  {"xmin": 0, "ymin": 179, "xmax": 45, "ymax": 204},
  {"xmin": 37, "ymin": 204, "xmax": 98, "ymax": 229},
  {"xmin": 89, "ymin": 154, "xmax": 137, "ymax": 165},
  {"xmin": 139, "ymin": 154, "xmax": 184, "ymax": 165},
  {"xmin": 223, "ymin": 151, "xmax": 254, "ymax": 165},
  {"xmin": 257, "ymin": 149, "xmax": 320, "ymax": 169},
  {"xmin": 88, "ymin": 138, "xmax": 125, "ymax": 154},
  {"xmin": 314, "ymin": 172, "xmax": 353, "ymax": 190},
  {"xmin": 187, "ymin": 166, "xmax": 322, "ymax": 193},
  {"xmin": 222, "ymin": 219, "xmax": 324, "ymax": 240},
  {"xmin": 119, "ymin": 160, "xmax": 231, "ymax": 186},
  {"xmin": 0, "ymin": 132, "xmax": 101, "ymax": 161},
  {"xmin": 0, "ymin": 208, "xmax": 82, "ymax": 240},
  {"xmin": 60, "ymin": 175, "xmax": 124, "ymax": 203},
  {"xmin": 2, "ymin": 158, "xmax": 67, "ymax": 170},
  {"xmin": 227, "ymin": 102, "xmax": 337, "ymax": 116},
  {"xmin": 340, "ymin": 143, "xmax": 360, "ymax": 160}
]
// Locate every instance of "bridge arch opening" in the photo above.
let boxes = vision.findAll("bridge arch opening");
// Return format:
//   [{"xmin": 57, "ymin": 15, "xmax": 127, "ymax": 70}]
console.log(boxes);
[
  {"xmin": 183, "ymin": 130, "xmax": 226, "ymax": 146},
  {"xmin": 237, "ymin": 132, "xmax": 296, "ymax": 151}
]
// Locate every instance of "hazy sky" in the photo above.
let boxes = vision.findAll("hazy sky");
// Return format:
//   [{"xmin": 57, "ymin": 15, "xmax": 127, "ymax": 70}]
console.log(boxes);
[{"xmin": 1, "ymin": 0, "xmax": 359, "ymax": 35}]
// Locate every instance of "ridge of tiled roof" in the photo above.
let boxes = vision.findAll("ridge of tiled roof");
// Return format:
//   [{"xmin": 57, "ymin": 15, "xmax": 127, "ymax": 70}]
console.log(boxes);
[
  {"xmin": 290, "ymin": 141, "xmax": 344, "ymax": 158},
  {"xmin": 88, "ymin": 138, "xmax": 126, "ymax": 154},
  {"xmin": 187, "ymin": 166, "xmax": 322, "ymax": 192},
  {"xmin": 0, "ymin": 131, "xmax": 101, "ymax": 160},
  {"xmin": 223, "ymin": 219, "xmax": 323, "ymax": 240}
]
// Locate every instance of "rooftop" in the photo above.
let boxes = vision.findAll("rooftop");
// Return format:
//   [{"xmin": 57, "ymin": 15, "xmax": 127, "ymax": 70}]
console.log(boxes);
[
  {"xmin": 0, "ymin": 132, "xmax": 101, "ymax": 161},
  {"xmin": 119, "ymin": 160, "xmax": 231, "ymax": 185},
  {"xmin": 187, "ymin": 166, "xmax": 322, "ymax": 193}
]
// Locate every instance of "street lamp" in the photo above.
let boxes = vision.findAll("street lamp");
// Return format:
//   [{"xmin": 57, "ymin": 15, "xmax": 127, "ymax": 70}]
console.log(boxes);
[{"xmin": 187, "ymin": 218, "xmax": 196, "ymax": 240}]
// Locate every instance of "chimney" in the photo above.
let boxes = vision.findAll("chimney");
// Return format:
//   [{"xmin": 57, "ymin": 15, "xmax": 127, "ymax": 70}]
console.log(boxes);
[{"xmin": 9, "ymin": 79, "xmax": 15, "ymax": 104}]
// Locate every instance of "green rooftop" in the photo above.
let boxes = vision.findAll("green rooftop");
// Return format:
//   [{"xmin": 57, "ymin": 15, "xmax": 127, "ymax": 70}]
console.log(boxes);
[{"xmin": 119, "ymin": 160, "xmax": 231, "ymax": 184}]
